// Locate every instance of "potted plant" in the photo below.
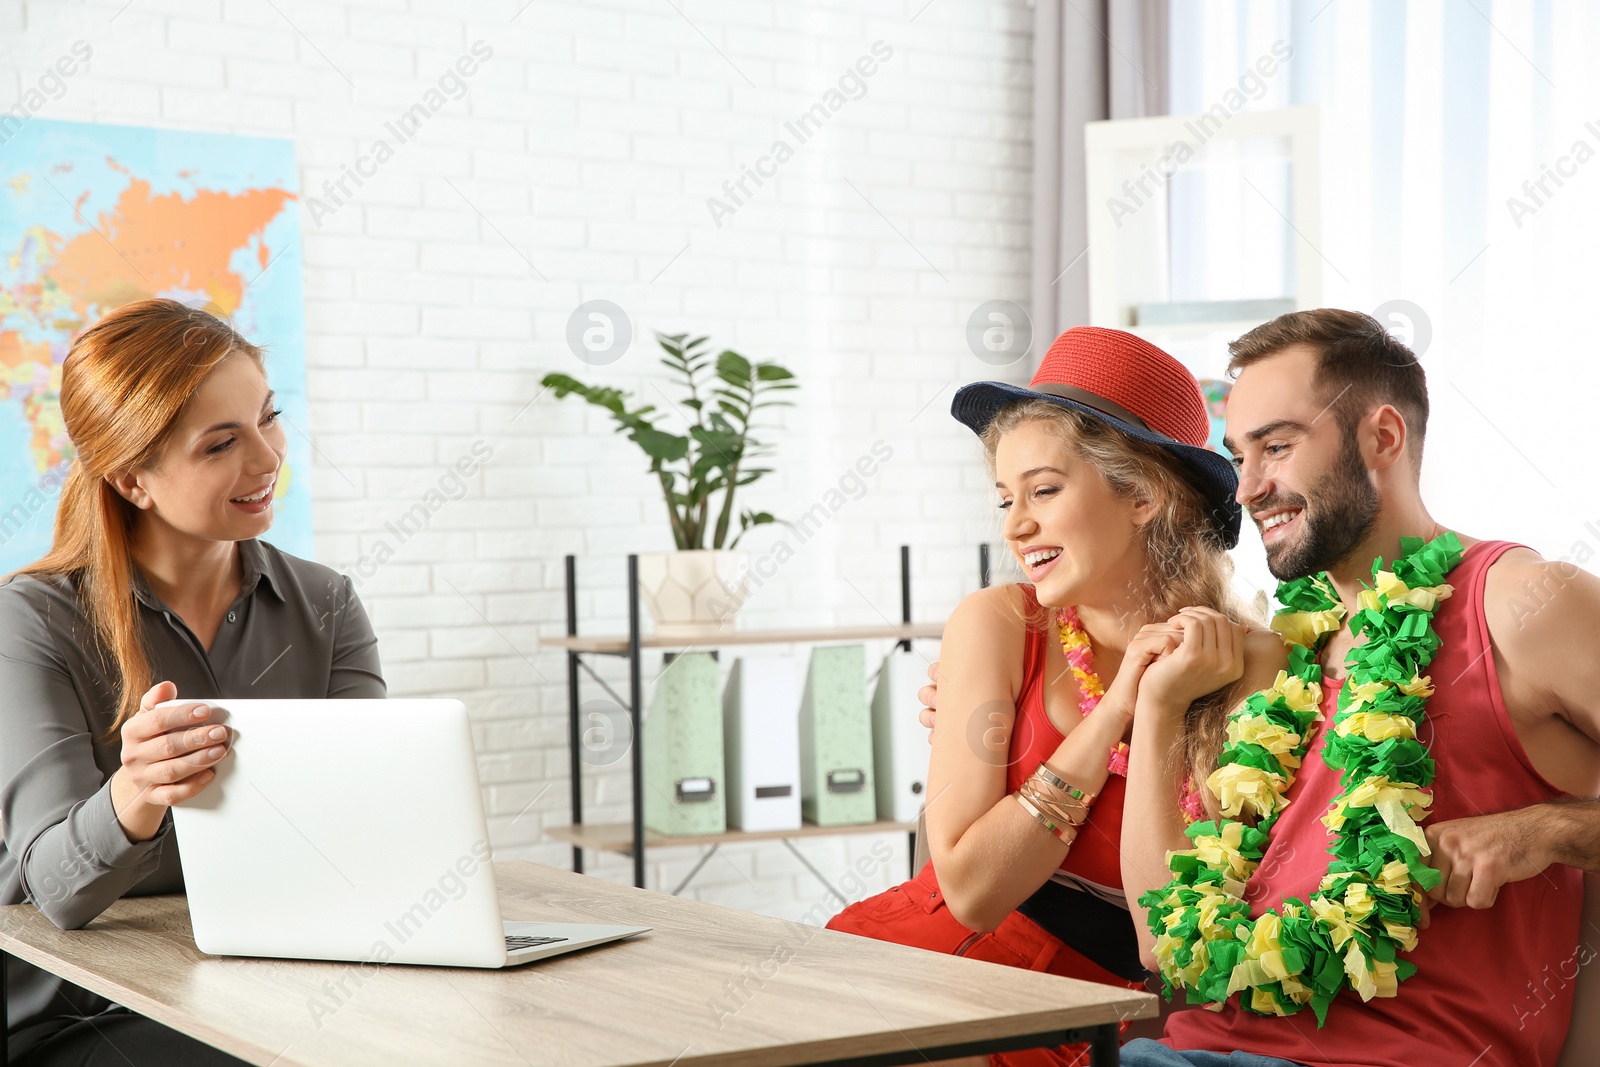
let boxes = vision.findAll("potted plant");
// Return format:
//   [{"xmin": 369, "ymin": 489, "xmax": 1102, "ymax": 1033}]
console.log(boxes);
[{"xmin": 541, "ymin": 332, "xmax": 797, "ymax": 636}]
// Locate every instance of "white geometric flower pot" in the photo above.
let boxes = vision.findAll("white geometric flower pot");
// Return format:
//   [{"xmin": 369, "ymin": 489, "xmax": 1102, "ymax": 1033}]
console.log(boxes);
[{"xmin": 636, "ymin": 550, "xmax": 750, "ymax": 639}]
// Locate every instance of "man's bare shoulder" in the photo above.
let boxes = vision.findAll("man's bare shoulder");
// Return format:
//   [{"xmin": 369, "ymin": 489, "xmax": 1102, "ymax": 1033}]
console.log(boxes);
[
  {"xmin": 1476, "ymin": 543, "xmax": 1600, "ymax": 792},
  {"xmin": 1480, "ymin": 544, "xmax": 1600, "ymax": 653},
  {"xmin": 1243, "ymin": 626, "xmax": 1289, "ymax": 661}
]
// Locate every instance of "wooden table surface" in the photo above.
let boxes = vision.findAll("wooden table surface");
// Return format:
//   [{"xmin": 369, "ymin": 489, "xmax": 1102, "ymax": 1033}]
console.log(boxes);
[{"xmin": 0, "ymin": 861, "xmax": 1155, "ymax": 1067}]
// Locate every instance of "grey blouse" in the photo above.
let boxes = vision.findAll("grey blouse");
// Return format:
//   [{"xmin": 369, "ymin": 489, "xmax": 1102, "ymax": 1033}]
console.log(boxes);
[{"xmin": 0, "ymin": 538, "xmax": 384, "ymax": 1057}]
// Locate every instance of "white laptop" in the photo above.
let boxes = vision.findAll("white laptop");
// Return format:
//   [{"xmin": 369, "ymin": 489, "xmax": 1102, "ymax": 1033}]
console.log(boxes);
[{"xmin": 166, "ymin": 698, "xmax": 649, "ymax": 968}]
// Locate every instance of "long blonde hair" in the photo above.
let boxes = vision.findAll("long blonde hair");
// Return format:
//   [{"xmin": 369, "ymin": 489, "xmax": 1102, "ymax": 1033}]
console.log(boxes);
[
  {"xmin": 981, "ymin": 399, "xmax": 1256, "ymax": 811},
  {"xmin": 15, "ymin": 299, "xmax": 265, "ymax": 737}
]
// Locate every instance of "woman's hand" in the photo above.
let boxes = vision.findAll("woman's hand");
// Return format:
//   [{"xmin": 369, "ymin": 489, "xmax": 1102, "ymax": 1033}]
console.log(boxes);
[
  {"xmin": 1097, "ymin": 622, "xmax": 1185, "ymax": 721},
  {"xmin": 110, "ymin": 680, "xmax": 232, "ymax": 841},
  {"xmin": 1136, "ymin": 607, "xmax": 1246, "ymax": 710}
]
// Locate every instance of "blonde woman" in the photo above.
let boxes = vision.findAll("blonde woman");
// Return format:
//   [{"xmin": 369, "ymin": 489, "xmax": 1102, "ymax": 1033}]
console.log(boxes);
[
  {"xmin": 828, "ymin": 327, "xmax": 1286, "ymax": 1067},
  {"xmin": 0, "ymin": 299, "xmax": 382, "ymax": 1065}
]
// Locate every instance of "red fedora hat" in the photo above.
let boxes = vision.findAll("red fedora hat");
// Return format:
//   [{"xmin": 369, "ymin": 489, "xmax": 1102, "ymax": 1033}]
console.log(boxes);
[{"xmin": 951, "ymin": 326, "xmax": 1241, "ymax": 548}]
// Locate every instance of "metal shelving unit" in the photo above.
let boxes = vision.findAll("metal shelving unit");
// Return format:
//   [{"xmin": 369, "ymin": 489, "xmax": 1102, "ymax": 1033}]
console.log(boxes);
[{"xmin": 543, "ymin": 545, "xmax": 961, "ymax": 892}]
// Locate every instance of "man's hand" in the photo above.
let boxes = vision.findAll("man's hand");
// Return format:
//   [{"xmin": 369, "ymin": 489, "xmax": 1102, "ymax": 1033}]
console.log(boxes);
[
  {"xmin": 918, "ymin": 661, "xmax": 940, "ymax": 742},
  {"xmin": 1423, "ymin": 807, "xmax": 1556, "ymax": 912}
]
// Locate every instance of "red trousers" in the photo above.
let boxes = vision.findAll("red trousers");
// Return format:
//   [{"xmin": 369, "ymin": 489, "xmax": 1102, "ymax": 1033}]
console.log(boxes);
[{"xmin": 825, "ymin": 863, "xmax": 1142, "ymax": 1067}]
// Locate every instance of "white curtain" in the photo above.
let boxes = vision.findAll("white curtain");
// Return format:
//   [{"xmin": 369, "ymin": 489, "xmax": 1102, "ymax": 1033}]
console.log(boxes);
[{"xmin": 1168, "ymin": 0, "xmax": 1599, "ymax": 566}]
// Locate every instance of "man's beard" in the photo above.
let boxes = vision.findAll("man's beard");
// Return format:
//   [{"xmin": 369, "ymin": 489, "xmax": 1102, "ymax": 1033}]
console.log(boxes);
[{"xmin": 1260, "ymin": 425, "xmax": 1380, "ymax": 581}]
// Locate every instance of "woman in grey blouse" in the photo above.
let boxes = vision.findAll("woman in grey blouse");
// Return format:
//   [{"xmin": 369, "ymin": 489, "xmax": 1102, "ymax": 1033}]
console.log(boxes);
[{"xmin": 1, "ymin": 300, "xmax": 384, "ymax": 1065}]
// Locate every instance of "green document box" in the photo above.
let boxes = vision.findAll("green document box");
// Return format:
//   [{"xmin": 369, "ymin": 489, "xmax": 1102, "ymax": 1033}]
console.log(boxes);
[
  {"xmin": 643, "ymin": 652, "xmax": 726, "ymax": 836},
  {"xmin": 798, "ymin": 644, "xmax": 876, "ymax": 826}
]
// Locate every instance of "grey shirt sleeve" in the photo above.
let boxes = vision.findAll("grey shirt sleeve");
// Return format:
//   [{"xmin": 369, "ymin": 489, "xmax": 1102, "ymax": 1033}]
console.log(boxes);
[
  {"xmin": 1, "ymin": 547, "xmax": 386, "ymax": 936},
  {"xmin": 328, "ymin": 574, "xmax": 385, "ymax": 699},
  {"xmin": 0, "ymin": 584, "xmax": 168, "ymax": 930}
]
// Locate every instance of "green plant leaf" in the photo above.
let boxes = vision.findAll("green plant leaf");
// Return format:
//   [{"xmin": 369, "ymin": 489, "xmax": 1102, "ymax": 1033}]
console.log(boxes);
[
  {"xmin": 717, "ymin": 349, "xmax": 753, "ymax": 382},
  {"xmin": 727, "ymin": 510, "xmax": 777, "ymax": 549},
  {"xmin": 632, "ymin": 426, "xmax": 689, "ymax": 463},
  {"xmin": 547, "ymin": 333, "xmax": 796, "ymax": 553}
]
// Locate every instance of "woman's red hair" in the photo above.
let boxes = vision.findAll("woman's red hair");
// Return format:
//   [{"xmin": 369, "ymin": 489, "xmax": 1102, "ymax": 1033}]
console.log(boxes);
[{"xmin": 16, "ymin": 298, "xmax": 265, "ymax": 735}]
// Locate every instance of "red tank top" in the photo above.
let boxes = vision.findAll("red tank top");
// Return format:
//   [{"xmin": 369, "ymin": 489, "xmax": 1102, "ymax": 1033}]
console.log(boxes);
[
  {"xmin": 1165, "ymin": 541, "xmax": 1582, "ymax": 1067},
  {"xmin": 1007, "ymin": 584, "xmax": 1126, "ymax": 890}
]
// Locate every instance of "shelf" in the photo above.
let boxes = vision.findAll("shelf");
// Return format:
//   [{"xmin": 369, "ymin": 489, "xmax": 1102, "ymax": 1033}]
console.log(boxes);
[
  {"xmin": 541, "ymin": 621, "xmax": 945, "ymax": 655},
  {"xmin": 546, "ymin": 819, "xmax": 918, "ymax": 855},
  {"xmin": 556, "ymin": 546, "xmax": 959, "ymax": 890}
]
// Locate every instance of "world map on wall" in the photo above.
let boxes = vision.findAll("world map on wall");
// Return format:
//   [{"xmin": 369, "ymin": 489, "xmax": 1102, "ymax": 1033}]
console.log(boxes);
[{"xmin": 0, "ymin": 119, "xmax": 313, "ymax": 573}]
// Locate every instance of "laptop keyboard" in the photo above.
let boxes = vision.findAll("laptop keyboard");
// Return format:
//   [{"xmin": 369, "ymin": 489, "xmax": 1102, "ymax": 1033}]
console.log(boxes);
[{"xmin": 506, "ymin": 934, "xmax": 569, "ymax": 951}]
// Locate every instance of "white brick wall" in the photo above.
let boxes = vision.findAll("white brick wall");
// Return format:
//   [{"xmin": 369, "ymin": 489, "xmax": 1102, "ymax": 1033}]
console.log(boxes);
[{"xmin": 5, "ymin": 0, "xmax": 1034, "ymax": 923}]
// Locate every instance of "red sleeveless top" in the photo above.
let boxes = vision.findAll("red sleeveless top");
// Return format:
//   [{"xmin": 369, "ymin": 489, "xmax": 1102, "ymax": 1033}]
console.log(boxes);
[
  {"xmin": 1165, "ymin": 541, "xmax": 1582, "ymax": 1066},
  {"xmin": 1010, "ymin": 584, "xmax": 1126, "ymax": 890}
]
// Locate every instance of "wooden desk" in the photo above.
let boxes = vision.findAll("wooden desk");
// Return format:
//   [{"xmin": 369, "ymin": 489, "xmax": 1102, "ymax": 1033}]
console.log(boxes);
[{"xmin": 1, "ymin": 862, "xmax": 1154, "ymax": 1067}]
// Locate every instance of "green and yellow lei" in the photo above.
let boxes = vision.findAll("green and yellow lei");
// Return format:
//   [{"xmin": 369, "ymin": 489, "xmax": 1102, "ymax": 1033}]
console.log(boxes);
[{"xmin": 1138, "ymin": 532, "xmax": 1465, "ymax": 1026}]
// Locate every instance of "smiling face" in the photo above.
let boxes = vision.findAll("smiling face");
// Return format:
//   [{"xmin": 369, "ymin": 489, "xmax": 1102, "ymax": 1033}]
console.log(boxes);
[
  {"xmin": 1224, "ymin": 344, "xmax": 1381, "ymax": 580},
  {"xmin": 993, "ymin": 418, "xmax": 1153, "ymax": 608},
  {"xmin": 112, "ymin": 351, "xmax": 286, "ymax": 544}
]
